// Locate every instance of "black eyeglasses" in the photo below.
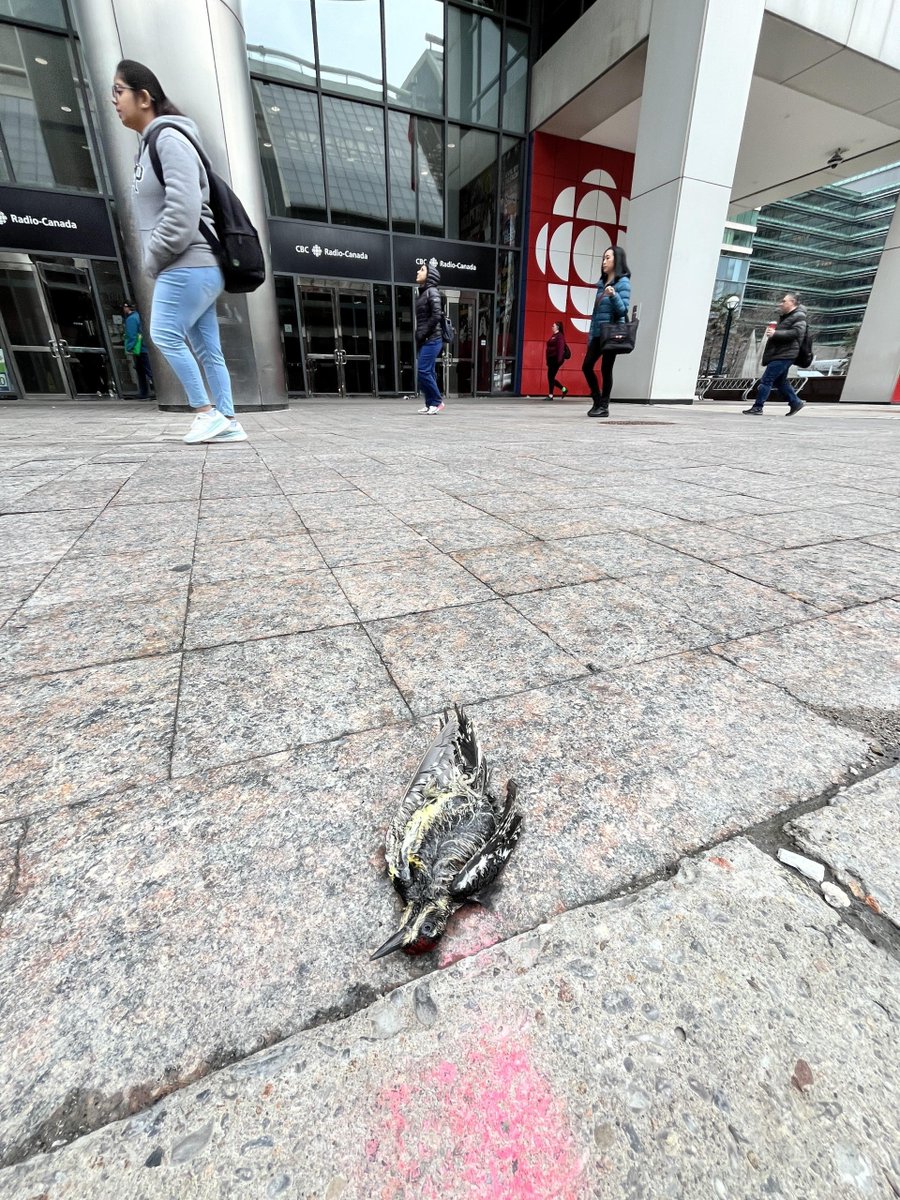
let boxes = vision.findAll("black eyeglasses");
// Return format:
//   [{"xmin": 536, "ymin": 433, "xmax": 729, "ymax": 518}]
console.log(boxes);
[{"xmin": 111, "ymin": 84, "xmax": 134, "ymax": 99}]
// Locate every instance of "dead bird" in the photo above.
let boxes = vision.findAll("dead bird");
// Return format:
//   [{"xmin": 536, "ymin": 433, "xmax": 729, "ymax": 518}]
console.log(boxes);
[{"xmin": 371, "ymin": 705, "xmax": 522, "ymax": 960}]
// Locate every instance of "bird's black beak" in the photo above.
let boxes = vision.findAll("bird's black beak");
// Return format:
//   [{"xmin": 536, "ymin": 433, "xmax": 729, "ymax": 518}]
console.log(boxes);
[{"xmin": 370, "ymin": 927, "xmax": 408, "ymax": 961}]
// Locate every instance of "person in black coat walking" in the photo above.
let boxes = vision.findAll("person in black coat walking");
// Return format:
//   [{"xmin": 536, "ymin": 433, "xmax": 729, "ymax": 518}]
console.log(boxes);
[
  {"xmin": 744, "ymin": 293, "xmax": 807, "ymax": 416},
  {"xmin": 413, "ymin": 261, "xmax": 444, "ymax": 414},
  {"xmin": 544, "ymin": 321, "xmax": 568, "ymax": 400}
]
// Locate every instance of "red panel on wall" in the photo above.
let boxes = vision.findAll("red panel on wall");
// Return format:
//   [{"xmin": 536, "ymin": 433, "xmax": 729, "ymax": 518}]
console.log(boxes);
[{"xmin": 521, "ymin": 132, "xmax": 634, "ymax": 397}]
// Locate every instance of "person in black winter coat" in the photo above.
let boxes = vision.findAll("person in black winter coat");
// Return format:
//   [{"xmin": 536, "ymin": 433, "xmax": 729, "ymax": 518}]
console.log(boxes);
[
  {"xmin": 744, "ymin": 293, "xmax": 807, "ymax": 416},
  {"xmin": 544, "ymin": 321, "xmax": 568, "ymax": 400},
  {"xmin": 414, "ymin": 261, "xmax": 445, "ymax": 414}
]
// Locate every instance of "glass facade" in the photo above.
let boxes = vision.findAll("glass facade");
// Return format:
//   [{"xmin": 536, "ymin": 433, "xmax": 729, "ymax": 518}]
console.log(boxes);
[
  {"xmin": 0, "ymin": 4, "xmax": 136, "ymax": 401},
  {"xmin": 706, "ymin": 168, "xmax": 900, "ymax": 372},
  {"xmin": 245, "ymin": 0, "xmax": 530, "ymax": 394}
]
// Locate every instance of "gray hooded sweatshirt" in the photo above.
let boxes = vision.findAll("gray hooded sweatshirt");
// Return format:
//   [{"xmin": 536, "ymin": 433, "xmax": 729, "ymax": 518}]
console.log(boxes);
[{"xmin": 132, "ymin": 115, "xmax": 218, "ymax": 279}]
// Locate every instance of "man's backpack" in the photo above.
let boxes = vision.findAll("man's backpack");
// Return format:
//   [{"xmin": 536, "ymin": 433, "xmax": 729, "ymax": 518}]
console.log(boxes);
[
  {"xmin": 145, "ymin": 123, "xmax": 266, "ymax": 294},
  {"xmin": 795, "ymin": 326, "xmax": 814, "ymax": 369}
]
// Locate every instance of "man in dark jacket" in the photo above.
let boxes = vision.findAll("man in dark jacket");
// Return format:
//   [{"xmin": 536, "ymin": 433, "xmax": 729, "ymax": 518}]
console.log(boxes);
[
  {"xmin": 744, "ymin": 293, "xmax": 807, "ymax": 416},
  {"xmin": 413, "ymin": 260, "xmax": 445, "ymax": 413}
]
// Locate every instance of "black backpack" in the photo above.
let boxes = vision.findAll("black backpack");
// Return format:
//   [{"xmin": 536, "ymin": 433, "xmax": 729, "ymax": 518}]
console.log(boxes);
[
  {"xmin": 563, "ymin": 343, "xmax": 571, "ymax": 360},
  {"xmin": 438, "ymin": 294, "xmax": 456, "ymax": 346},
  {"xmin": 795, "ymin": 326, "xmax": 814, "ymax": 368},
  {"xmin": 145, "ymin": 123, "xmax": 266, "ymax": 294}
]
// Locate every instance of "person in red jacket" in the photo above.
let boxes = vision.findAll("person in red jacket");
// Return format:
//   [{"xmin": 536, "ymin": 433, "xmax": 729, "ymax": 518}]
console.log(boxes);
[{"xmin": 544, "ymin": 321, "xmax": 568, "ymax": 400}]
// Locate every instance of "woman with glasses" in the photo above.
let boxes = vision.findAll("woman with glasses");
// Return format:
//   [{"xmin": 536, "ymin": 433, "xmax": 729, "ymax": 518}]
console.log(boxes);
[{"xmin": 112, "ymin": 60, "xmax": 245, "ymax": 443}]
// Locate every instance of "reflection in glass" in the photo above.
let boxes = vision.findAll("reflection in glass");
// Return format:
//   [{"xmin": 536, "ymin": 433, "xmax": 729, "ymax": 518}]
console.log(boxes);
[
  {"xmin": 373, "ymin": 284, "xmax": 394, "ymax": 393},
  {"xmin": 253, "ymin": 80, "xmax": 325, "ymax": 221},
  {"xmin": 495, "ymin": 250, "xmax": 518, "ymax": 389},
  {"xmin": 0, "ymin": 0, "xmax": 65, "ymax": 26},
  {"xmin": 394, "ymin": 285, "xmax": 415, "ymax": 393},
  {"xmin": 0, "ymin": 265, "xmax": 49, "ymax": 344},
  {"xmin": 0, "ymin": 26, "xmax": 97, "ymax": 190},
  {"xmin": 447, "ymin": 8, "xmax": 501, "ymax": 127},
  {"xmin": 476, "ymin": 290, "xmax": 493, "ymax": 392},
  {"xmin": 245, "ymin": 0, "xmax": 316, "ymax": 86},
  {"xmin": 503, "ymin": 27, "xmax": 528, "ymax": 133},
  {"xmin": 274, "ymin": 275, "xmax": 305, "ymax": 392},
  {"xmin": 388, "ymin": 109, "xmax": 416, "ymax": 233},
  {"xmin": 315, "ymin": 0, "xmax": 383, "ymax": 101},
  {"xmin": 322, "ymin": 96, "xmax": 386, "ymax": 228},
  {"xmin": 446, "ymin": 125, "xmax": 496, "ymax": 243},
  {"xmin": 385, "ymin": 0, "xmax": 443, "ymax": 114},
  {"xmin": 499, "ymin": 137, "xmax": 522, "ymax": 246},
  {"xmin": 92, "ymin": 258, "xmax": 136, "ymax": 396},
  {"xmin": 391, "ymin": 113, "xmax": 444, "ymax": 236},
  {"xmin": 416, "ymin": 118, "xmax": 443, "ymax": 237}
]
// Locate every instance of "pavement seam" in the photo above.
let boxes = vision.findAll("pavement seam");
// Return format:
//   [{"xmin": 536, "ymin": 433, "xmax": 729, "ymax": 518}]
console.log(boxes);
[
  {"xmin": 167, "ymin": 451, "xmax": 208, "ymax": 782},
  {"xmin": 746, "ymin": 779, "xmax": 900, "ymax": 968},
  {"xmin": 0, "ymin": 817, "xmax": 28, "ymax": 933},
  {"xmin": 3, "ymin": 758, "xmax": 892, "ymax": 1169}
]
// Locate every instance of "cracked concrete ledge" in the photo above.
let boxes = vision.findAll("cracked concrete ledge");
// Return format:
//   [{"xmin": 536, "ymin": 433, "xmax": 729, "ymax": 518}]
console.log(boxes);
[
  {"xmin": 0, "ymin": 838, "xmax": 897, "ymax": 1200},
  {"xmin": 787, "ymin": 764, "xmax": 900, "ymax": 936}
]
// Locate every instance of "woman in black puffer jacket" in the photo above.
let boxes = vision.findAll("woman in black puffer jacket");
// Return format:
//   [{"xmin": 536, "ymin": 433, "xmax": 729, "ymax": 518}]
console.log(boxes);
[{"xmin": 413, "ymin": 261, "xmax": 445, "ymax": 414}]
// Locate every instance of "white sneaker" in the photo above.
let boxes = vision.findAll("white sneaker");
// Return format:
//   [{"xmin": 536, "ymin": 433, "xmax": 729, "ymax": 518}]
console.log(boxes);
[
  {"xmin": 183, "ymin": 409, "xmax": 230, "ymax": 444},
  {"xmin": 210, "ymin": 420, "xmax": 248, "ymax": 443},
  {"xmin": 434, "ymin": 402, "xmax": 445, "ymax": 412},
  {"xmin": 417, "ymin": 406, "xmax": 430, "ymax": 414}
]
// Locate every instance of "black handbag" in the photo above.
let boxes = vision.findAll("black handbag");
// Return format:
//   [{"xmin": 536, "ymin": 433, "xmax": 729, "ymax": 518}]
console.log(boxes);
[{"xmin": 598, "ymin": 319, "xmax": 639, "ymax": 354}]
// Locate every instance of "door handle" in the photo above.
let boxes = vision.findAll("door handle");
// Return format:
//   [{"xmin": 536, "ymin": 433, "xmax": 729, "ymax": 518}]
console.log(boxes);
[
  {"xmin": 58, "ymin": 339, "xmax": 71, "ymax": 359},
  {"xmin": 48, "ymin": 339, "xmax": 59, "ymax": 358}
]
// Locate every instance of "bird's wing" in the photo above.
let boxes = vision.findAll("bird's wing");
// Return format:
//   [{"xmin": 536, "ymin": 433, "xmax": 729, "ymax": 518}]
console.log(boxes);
[
  {"xmin": 385, "ymin": 710, "xmax": 458, "ymax": 881},
  {"xmin": 449, "ymin": 779, "xmax": 522, "ymax": 900},
  {"xmin": 452, "ymin": 704, "xmax": 488, "ymax": 795}
]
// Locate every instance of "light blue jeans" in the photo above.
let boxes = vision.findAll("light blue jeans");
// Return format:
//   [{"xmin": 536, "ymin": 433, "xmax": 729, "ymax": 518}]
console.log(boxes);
[{"xmin": 150, "ymin": 266, "xmax": 234, "ymax": 416}]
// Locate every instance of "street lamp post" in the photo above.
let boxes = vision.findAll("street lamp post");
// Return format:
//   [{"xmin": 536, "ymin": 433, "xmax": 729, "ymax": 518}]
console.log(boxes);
[{"xmin": 715, "ymin": 294, "xmax": 741, "ymax": 376}]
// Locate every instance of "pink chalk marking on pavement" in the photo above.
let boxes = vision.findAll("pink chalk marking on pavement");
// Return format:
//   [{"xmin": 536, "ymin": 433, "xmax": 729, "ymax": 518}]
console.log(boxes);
[
  {"xmin": 367, "ymin": 1031, "xmax": 586, "ymax": 1199},
  {"xmin": 438, "ymin": 904, "xmax": 503, "ymax": 969}
]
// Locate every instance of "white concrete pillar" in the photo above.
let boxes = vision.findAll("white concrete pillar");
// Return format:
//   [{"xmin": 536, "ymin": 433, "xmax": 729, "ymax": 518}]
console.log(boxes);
[
  {"xmin": 614, "ymin": 0, "xmax": 765, "ymax": 402},
  {"xmin": 841, "ymin": 192, "xmax": 900, "ymax": 403},
  {"xmin": 72, "ymin": 0, "xmax": 287, "ymax": 410}
]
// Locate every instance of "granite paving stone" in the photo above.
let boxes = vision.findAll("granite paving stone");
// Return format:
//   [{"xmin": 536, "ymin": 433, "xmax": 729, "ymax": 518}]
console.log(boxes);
[
  {"xmin": 553, "ymin": 531, "xmax": 699, "ymax": 578},
  {"xmin": 642, "ymin": 523, "xmax": 770, "ymax": 560},
  {"xmin": 864, "ymin": 530, "xmax": 900, "ymax": 552},
  {"xmin": 713, "ymin": 507, "xmax": 900, "ymax": 549},
  {"xmin": 111, "ymin": 476, "xmax": 202, "ymax": 505},
  {"xmin": 0, "ymin": 655, "xmax": 181, "ymax": 819},
  {"xmin": 3, "ymin": 841, "xmax": 897, "ymax": 1199},
  {"xmin": 0, "ymin": 590, "xmax": 187, "ymax": 680},
  {"xmin": 727, "ymin": 552, "xmax": 858, "ymax": 612},
  {"xmin": 509, "ymin": 579, "xmax": 717, "ymax": 667},
  {"xmin": 713, "ymin": 599, "xmax": 900, "ymax": 723},
  {"xmin": 185, "ymin": 569, "xmax": 355, "ymax": 648},
  {"xmin": 26, "ymin": 548, "xmax": 193, "ymax": 608},
  {"xmin": 196, "ymin": 496, "xmax": 303, "ymax": 542},
  {"xmin": 69, "ymin": 503, "xmax": 198, "ymax": 558},
  {"xmin": 311, "ymin": 525, "xmax": 437, "ymax": 567},
  {"xmin": 190, "ymin": 533, "xmax": 325, "ymax": 585},
  {"xmin": 2, "ymin": 482, "xmax": 122, "ymax": 512},
  {"xmin": 172, "ymin": 625, "xmax": 409, "ymax": 774},
  {"xmin": 451, "ymin": 539, "xmax": 608, "ymax": 596},
  {"xmin": 627, "ymin": 560, "xmax": 819, "ymax": 638},
  {"xmin": 365, "ymin": 599, "xmax": 586, "ymax": 714},
  {"xmin": 334, "ymin": 553, "xmax": 492, "ymax": 621},
  {"xmin": 505, "ymin": 507, "xmax": 631, "ymax": 539},
  {"xmin": 415, "ymin": 514, "xmax": 531, "ymax": 552},
  {"xmin": 0, "ymin": 562, "xmax": 55, "ymax": 612},
  {"xmin": 788, "ymin": 765, "xmax": 900, "ymax": 928},
  {"xmin": 1, "ymin": 399, "xmax": 898, "ymax": 1190},
  {"xmin": 199, "ymin": 474, "xmax": 282, "ymax": 500},
  {"xmin": 720, "ymin": 543, "xmax": 900, "ymax": 611}
]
